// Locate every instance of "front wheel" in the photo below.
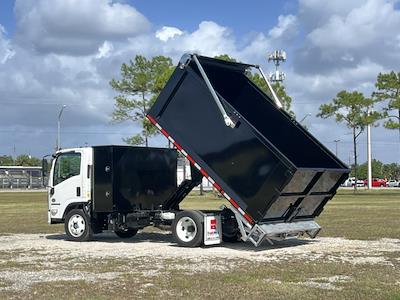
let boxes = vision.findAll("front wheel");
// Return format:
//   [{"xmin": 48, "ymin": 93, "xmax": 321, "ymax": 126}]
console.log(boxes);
[
  {"xmin": 115, "ymin": 228, "xmax": 138, "ymax": 238},
  {"xmin": 172, "ymin": 211, "xmax": 203, "ymax": 247},
  {"xmin": 64, "ymin": 209, "xmax": 91, "ymax": 242}
]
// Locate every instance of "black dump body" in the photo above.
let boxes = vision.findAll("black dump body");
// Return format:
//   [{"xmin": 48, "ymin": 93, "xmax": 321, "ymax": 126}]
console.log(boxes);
[
  {"xmin": 92, "ymin": 146, "xmax": 178, "ymax": 212},
  {"xmin": 148, "ymin": 54, "xmax": 350, "ymax": 224}
]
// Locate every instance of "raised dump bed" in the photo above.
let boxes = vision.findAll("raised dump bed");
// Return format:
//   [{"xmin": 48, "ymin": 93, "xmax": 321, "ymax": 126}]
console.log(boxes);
[{"xmin": 147, "ymin": 54, "xmax": 349, "ymax": 231}]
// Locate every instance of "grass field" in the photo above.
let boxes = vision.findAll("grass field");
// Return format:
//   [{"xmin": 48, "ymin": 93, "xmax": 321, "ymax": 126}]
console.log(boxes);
[
  {"xmin": 0, "ymin": 190, "xmax": 399, "ymax": 299},
  {"xmin": 1, "ymin": 189, "xmax": 399, "ymax": 239}
]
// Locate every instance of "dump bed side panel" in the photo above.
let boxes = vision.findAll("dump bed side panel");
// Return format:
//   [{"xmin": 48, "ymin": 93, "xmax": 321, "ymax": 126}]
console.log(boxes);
[
  {"xmin": 149, "ymin": 68, "xmax": 295, "ymax": 222},
  {"xmin": 149, "ymin": 55, "xmax": 349, "ymax": 224}
]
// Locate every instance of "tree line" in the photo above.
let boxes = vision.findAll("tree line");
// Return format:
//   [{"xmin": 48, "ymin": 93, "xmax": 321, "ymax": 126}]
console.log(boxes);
[
  {"xmin": 0, "ymin": 155, "xmax": 41, "ymax": 166},
  {"xmin": 317, "ymin": 72, "xmax": 399, "ymax": 187},
  {"xmin": 350, "ymin": 160, "xmax": 400, "ymax": 180}
]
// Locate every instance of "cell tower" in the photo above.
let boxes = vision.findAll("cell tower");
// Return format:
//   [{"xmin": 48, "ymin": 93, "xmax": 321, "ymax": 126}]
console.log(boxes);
[{"xmin": 268, "ymin": 50, "xmax": 286, "ymax": 82}]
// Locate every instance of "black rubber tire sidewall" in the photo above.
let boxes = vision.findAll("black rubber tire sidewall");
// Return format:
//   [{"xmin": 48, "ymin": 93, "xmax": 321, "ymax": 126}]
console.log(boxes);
[
  {"xmin": 64, "ymin": 209, "xmax": 91, "ymax": 242},
  {"xmin": 172, "ymin": 211, "xmax": 203, "ymax": 247},
  {"xmin": 221, "ymin": 208, "xmax": 240, "ymax": 243},
  {"xmin": 114, "ymin": 228, "xmax": 138, "ymax": 238}
]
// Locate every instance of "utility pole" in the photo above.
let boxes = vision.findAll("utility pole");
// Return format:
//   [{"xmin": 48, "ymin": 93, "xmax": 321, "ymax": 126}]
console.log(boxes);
[
  {"xmin": 57, "ymin": 105, "xmax": 67, "ymax": 150},
  {"xmin": 367, "ymin": 108, "xmax": 372, "ymax": 189},
  {"xmin": 333, "ymin": 139, "xmax": 340, "ymax": 157},
  {"xmin": 299, "ymin": 113, "xmax": 311, "ymax": 124}
]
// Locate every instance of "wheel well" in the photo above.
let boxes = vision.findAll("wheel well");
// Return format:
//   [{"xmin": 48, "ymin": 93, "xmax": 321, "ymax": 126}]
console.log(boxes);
[{"xmin": 63, "ymin": 203, "xmax": 87, "ymax": 220}]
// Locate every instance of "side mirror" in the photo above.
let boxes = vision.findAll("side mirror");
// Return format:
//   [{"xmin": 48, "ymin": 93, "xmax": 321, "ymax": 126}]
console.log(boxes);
[
  {"xmin": 42, "ymin": 159, "xmax": 48, "ymax": 177},
  {"xmin": 42, "ymin": 157, "xmax": 50, "ymax": 188}
]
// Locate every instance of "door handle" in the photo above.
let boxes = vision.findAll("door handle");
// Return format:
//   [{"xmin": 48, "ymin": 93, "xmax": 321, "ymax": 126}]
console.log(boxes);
[
  {"xmin": 76, "ymin": 187, "xmax": 81, "ymax": 197},
  {"xmin": 50, "ymin": 187, "xmax": 54, "ymax": 195}
]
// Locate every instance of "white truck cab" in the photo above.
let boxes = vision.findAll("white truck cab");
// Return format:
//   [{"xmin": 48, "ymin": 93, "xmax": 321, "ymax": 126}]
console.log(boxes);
[{"xmin": 47, "ymin": 147, "xmax": 92, "ymax": 224}]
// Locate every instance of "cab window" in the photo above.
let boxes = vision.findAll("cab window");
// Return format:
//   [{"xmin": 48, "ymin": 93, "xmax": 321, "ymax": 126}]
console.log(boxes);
[{"xmin": 53, "ymin": 153, "xmax": 81, "ymax": 185}]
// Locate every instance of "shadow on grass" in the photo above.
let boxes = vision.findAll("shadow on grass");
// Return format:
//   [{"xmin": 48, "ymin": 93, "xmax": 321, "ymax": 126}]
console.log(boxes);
[
  {"xmin": 45, "ymin": 231, "xmax": 173, "ymax": 244},
  {"xmin": 45, "ymin": 231, "xmax": 314, "ymax": 252}
]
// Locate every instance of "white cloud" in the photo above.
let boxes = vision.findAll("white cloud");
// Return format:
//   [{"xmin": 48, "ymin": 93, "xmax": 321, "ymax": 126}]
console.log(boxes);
[
  {"xmin": 298, "ymin": 0, "xmax": 366, "ymax": 28},
  {"xmin": 308, "ymin": 0, "xmax": 400, "ymax": 49},
  {"xmin": 96, "ymin": 41, "xmax": 114, "ymax": 59},
  {"xmin": 14, "ymin": 0, "xmax": 150, "ymax": 55},
  {"xmin": 156, "ymin": 26, "xmax": 183, "ymax": 42},
  {"xmin": 294, "ymin": 0, "xmax": 400, "ymax": 74},
  {"xmin": 0, "ymin": 25, "xmax": 15, "ymax": 64},
  {"xmin": 1, "ymin": 0, "xmax": 400, "ymax": 163},
  {"xmin": 172, "ymin": 21, "xmax": 236, "ymax": 57},
  {"xmin": 268, "ymin": 14, "xmax": 297, "ymax": 39}
]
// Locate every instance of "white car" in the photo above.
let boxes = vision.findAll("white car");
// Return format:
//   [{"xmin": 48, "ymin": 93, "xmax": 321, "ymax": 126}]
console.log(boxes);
[
  {"xmin": 387, "ymin": 179, "xmax": 399, "ymax": 187},
  {"xmin": 342, "ymin": 177, "xmax": 365, "ymax": 187}
]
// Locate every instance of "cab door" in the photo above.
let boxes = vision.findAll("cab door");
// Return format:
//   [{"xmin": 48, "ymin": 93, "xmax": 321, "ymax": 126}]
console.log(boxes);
[{"xmin": 48, "ymin": 151, "xmax": 84, "ymax": 222}]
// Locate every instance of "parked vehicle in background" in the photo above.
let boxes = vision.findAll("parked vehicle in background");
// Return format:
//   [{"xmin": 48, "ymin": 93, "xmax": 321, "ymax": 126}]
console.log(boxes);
[
  {"xmin": 363, "ymin": 178, "xmax": 387, "ymax": 187},
  {"xmin": 387, "ymin": 179, "xmax": 399, "ymax": 187},
  {"xmin": 342, "ymin": 177, "xmax": 365, "ymax": 187}
]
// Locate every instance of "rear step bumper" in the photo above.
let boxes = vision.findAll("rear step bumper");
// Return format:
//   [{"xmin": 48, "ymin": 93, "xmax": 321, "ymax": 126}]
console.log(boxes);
[{"xmin": 246, "ymin": 220, "xmax": 321, "ymax": 247}]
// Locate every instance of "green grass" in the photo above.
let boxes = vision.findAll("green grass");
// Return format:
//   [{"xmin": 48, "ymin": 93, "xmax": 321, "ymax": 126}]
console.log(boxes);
[
  {"xmin": 0, "ymin": 189, "xmax": 399, "ymax": 239},
  {"xmin": 318, "ymin": 189, "xmax": 400, "ymax": 240},
  {"xmin": 0, "ymin": 192, "xmax": 62, "ymax": 234},
  {"xmin": 0, "ymin": 190, "xmax": 399, "ymax": 299}
]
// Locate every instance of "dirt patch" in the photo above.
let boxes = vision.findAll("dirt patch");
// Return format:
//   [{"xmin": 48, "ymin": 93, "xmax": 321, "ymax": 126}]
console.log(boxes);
[
  {"xmin": 0, "ymin": 233, "xmax": 399, "ymax": 264},
  {"xmin": 0, "ymin": 233, "xmax": 399, "ymax": 292},
  {"xmin": 0, "ymin": 269, "xmax": 121, "ymax": 291},
  {"xmin": 301, "ymin": 275, "xmax": 352, "ymax": 291}
]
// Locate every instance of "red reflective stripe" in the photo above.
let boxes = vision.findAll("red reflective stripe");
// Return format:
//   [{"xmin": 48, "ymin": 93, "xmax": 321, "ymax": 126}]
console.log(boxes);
[
  {"xmin": 174, "ymin": 142, "xmax": 182, "ymax": 151},
  {"xmin": 200, "ymin": 169, "xmax": 208, "ymax": 177},
  {"xmin": 213, "ymin": 182, "xmax": 222, "ymax": 191},
  {"xmin": 146, "ymin": 114, "xmax": 156, "ymax": 124},
  {"xmin": 243, "ymin": 213, "xmax": 254, "ymax": 224},
  {"xmin": 186, "ymin": 154, "xmax": 195, "ymax": 165},
  {"xmin": 229, "ymin": 199, "xmax": 239, "ymax": 209},
  {"xmin": 160, "ymin": 128, "xmax": 169, "ymax": 137}
]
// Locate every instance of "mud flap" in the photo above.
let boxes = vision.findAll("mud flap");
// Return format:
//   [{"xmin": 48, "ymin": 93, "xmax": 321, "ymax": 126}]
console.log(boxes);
[{"xmin": 203, "ymin": 213, "xmax": 222, "ymax": 246}]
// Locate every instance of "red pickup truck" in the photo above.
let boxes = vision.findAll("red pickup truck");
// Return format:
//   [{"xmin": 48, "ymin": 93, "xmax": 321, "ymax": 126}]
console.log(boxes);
[{"xmin": 363, "ymin": 178, "xmax": 387, "ymax": 187}]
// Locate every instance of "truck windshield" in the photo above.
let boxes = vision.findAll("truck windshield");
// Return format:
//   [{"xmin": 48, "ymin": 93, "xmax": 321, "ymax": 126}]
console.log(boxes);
[{"xmin": 53, "ymin": 153, "xmax": 81, "ymax": 185}]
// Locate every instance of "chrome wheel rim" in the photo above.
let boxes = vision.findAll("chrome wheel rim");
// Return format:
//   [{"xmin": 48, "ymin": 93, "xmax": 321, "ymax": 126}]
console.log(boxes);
[
  {"xmin": 176, "ymin": 217, "xmax": 197, "ymax": 242},
  {"xmin": 68, "ymin": 214, "xmax": 86, "ymax": 238}
]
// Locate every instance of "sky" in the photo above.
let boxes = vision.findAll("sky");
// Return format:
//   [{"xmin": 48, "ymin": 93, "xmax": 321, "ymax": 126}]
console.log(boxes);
[{"xmin": 0, "ymin": 0, "xmax": 399, "ymax": 165}]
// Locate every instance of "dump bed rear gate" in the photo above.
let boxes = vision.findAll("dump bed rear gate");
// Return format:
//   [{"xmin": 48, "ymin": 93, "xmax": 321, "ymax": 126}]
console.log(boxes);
[{"xmin": 148, "ymin": 54, "xmax": 349, "ymax": 225}]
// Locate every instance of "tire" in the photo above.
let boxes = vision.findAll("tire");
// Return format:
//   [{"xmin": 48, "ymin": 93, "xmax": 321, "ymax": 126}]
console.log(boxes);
[
  {"xmin": 114, "ymin": 228, "xmax": 138, "ymax": 238},
  {"xmin": 172, "ymin": 211, "xmax": 203, "ymax": 247},
  {"xmin": 221, "ymin": 208, "xmax": 240, "ymax": 243},
  {"xmin": 64, "ymin": 209, "xmax": 91, "ymax": 242}
]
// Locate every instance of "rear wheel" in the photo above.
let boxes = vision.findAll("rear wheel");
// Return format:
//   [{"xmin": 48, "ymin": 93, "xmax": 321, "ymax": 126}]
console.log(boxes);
[
  {"xmin": 172, "ymin": 211, "xmax": 203, "ymax": 247},
  {"xmin": 65, "ymin": 209, "xmax": 91, "ymax": 242},
  {"xmin": 114, "ymin": 228, "xmax": 138, "ymax": 238}
]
